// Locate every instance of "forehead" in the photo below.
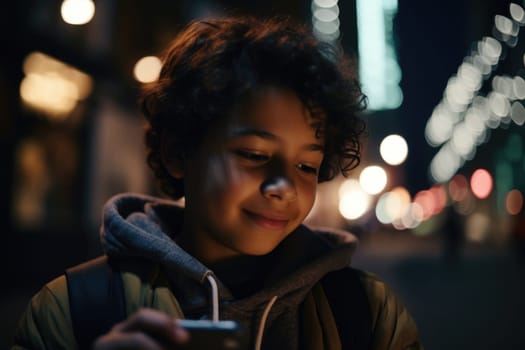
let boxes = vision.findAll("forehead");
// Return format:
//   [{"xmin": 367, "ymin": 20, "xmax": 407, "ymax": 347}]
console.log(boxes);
[{"xmin": 227, "ymin": 86, "xmax": 322, "ymax": 133}]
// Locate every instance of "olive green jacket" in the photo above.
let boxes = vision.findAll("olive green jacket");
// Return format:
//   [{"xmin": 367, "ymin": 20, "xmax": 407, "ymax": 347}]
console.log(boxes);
[
  {"xmin": 12, "ymin": 193, "xmax": 423, "ymax": 349},
  {"xmin": 12, "ymin": 268, "xmax": 422, "ymax": 350}
]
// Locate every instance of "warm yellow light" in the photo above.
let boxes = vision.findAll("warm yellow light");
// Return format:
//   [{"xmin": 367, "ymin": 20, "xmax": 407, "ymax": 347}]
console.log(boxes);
[
  {"xmin": 20, "ymin": 73, "xmax": 78, "ymax": 118},
  {"xmin": 359, "ymin": 165, "xmax": 387, "ymax": 195},
  {"xmin": 379, "ymin": 134, "xmax": 408, "ymax": 165},
  {"xmin": 338, "ymin": 179, "xmax": 371, "ymax": 220},
  {"xmin": 20, "ymin": 51, "xmax": 93, "ymax": 118},
  {"xmin": 375, "ymin": 186, "xmax": 410, "ymax": 224},
  {"xmin": 61, "ymin": 0, "xmax": 95, "ymax": 25},
  {"xmin": 133, "ymin": 56, "xmax": 162, "ymax": 83}
]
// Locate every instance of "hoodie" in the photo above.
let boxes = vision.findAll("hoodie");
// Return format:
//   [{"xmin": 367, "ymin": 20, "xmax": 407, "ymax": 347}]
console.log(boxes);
[
  {"xmin": 13, "ymin": 193, "xmax": 423, "ymax": 350},
  {"xmin": 101, "ymin": 193, "xmax": 359, "ymax": 350}
]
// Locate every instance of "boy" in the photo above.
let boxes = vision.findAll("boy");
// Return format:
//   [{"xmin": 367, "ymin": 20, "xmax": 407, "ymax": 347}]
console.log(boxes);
[{"xmin": 12, "ymin": 16, "xmax": 423, "ymax": 350}]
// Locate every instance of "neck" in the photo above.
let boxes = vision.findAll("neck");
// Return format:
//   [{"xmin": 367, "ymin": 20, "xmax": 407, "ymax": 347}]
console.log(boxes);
[
  {"xmin": 176, "ymin": 224, "xmax": 241, "ymax": 266},
  {"xmin": 209, "ymin": 254, "xmax": 269, "ymax": 299}
]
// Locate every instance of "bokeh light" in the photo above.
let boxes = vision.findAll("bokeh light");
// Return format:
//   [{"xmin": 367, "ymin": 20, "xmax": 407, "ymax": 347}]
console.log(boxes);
[
  {"xmin": 400, "ymin": 202, "xmax": 424, "ymax": 230},
  {"xmin": 455, "ymin": 191, "xmax": 477, "ymax": 216},
  {"xmin": 20, "ymin": 51, "xmax": 93, "ymax": 119},
  {"xmin": 494, "ymin": 15, "xmax": 518, "ymax": 37},
  {"xmin": 61, "ymin": 0, "xmax": 95, "ymax": 25},
  {"xmin": 424, "ymin": 22, "xmax": 522, "ymax": 184},
  {"xmin": 355, "ymin": 0, "xmax": 402, "ymax": 110},
  {"xmin": 448, "ymin": 174, "xmax": 469, "ymax": 202},
  {"xmin": 413, "ymin": 190, "xmax": 435, "ymax": 220},
  {"xmin": 470, "ymin": 168, "xmax": 493, "ymax": 199},
  {"xmin": 375, "ymin": 187, "xmax": 410, "ymax": 224},
  {"xmin": 430, "ymin": 143, "xmax": 463, "ymax": 183},
  {"xmin": 510, "ymin": 3, "xmax": 525, "ymax": 24},
  {"xmin": 338, "ymin": 179, "xmax": 371, "ymax": 220},
  {"xmin": 312, "ymin": 0, "xmax": 340, "ymax": 43},
  {"xmin": 430, "ymin": 185, "xmax": 447, "ymax": 215},
  {"xmin": 411, "ymin": 185, "xmax": 447, "ymax": 221},
  {"xmin": 511, "ymin": 101, "xmax": 525, "ymax": 125},
  {"xmin": 359, "ymin": 165, "xmax": 387, "ymax": 195},
  {"xmin": 465, "ymin": 212, "xmax": 490, "ymax": 242},
  {"xmin": 133, "ymin": 56, "xmax": 162, "ymax": 83},
  {"xmin": 379, "ymin": 134, "xmax": 408, "ymax": 165},
  {"xmin": 488, "ymin": 91, "xmax": 510, "ymax": 118},
  {"xmin": 505, "ymin": 189, "xmax": 523, "ymax": 215}
]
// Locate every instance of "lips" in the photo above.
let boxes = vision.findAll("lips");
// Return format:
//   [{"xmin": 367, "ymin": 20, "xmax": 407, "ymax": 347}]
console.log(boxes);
[{"xmin": 244, "ymin": 210, "xmax": 290, "ymax": 230}]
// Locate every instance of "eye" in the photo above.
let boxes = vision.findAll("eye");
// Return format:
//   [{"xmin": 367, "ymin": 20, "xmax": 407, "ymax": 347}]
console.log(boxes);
[
  {"xmin": 235, "ymin": 150, "xmax": 269, "ymax": 162},
  {"xmin": 298, "ymin": 163, "xmax": 318, "ymax": 175}
]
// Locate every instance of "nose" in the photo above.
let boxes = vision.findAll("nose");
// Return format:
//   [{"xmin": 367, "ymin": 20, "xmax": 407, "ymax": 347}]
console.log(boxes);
[{"xmin": 260, "ymin": 176, "xmax": 297, "ymax": 202}]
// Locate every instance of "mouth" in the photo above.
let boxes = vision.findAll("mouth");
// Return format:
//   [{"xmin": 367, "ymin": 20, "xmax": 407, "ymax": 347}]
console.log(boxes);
[{"xmin": 244, "ymin": 210, "xmax": 290, "ymax": 230}]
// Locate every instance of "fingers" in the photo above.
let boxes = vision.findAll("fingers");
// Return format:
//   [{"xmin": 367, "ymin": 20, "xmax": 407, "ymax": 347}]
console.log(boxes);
[
  {"xmin": 93, "ymin": 331, "xmax": 166, "ymax": 350},
  {"xmin": 115, "ymin": 308, "xmax": 189, "ymax": 342},
  {"xmin": 93, "ymin": 308, "xmax": 189, "ymax": 350}
]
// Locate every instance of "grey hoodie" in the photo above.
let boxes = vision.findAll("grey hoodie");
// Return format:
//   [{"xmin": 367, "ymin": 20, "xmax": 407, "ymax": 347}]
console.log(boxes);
[{"xmin": 100, "ymin": 193, "xmax": 358, "ymax": 350}]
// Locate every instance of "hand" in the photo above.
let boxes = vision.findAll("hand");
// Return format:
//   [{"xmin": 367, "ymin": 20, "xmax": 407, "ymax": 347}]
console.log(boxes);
[{"xmin": 92, "ymin": 308, "xmax": 189, "ymax": 349}]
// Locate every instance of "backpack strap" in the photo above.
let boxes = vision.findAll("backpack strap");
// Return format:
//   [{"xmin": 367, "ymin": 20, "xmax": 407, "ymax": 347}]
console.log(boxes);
[
  {"xmin": 320, "ymin": 267, "xmax": 372, "ymax": 350},
  {"xmin": 65, "ymin": 255, "xmax": 127, "ymax": 350}
]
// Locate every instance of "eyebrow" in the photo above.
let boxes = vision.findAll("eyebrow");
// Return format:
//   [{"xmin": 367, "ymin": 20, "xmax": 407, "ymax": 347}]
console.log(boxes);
[
  {"xmin": 230, "ymin": 127, "xmax": 324, "ymax": 152},
  {"xmin": 231, "ymin": 127, "xmax": 276, "ymax": 140}
]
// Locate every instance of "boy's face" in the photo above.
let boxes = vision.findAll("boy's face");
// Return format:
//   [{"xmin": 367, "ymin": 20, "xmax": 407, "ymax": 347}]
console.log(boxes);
[{"xmin": 178, "ymin": 87, "xmax": 324, "ymax": 263}]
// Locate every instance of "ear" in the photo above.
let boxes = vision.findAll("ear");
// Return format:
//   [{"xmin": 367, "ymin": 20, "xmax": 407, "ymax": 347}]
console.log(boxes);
[{"xmin": 160, "ymin": 137, "xmax": 185, "ymax": 179}]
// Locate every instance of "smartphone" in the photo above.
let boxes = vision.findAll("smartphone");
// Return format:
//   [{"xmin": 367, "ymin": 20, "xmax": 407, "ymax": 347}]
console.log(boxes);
[{"xmin": 178, "ymin": 319, "xmax": 243, "ymax": 350}]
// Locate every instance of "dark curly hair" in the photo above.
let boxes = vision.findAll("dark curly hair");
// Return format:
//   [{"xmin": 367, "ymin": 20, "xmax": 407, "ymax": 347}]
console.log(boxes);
[{"xmin": 140, "ymin": 16, "xmax": 366, "ymax": 199}]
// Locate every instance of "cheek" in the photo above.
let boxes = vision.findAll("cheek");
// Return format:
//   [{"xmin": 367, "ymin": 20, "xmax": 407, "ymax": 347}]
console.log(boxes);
[
  {"xmin": 298, "ymin": 181, "xmax": 318, "ymax": 211},
  {"xmin": 200, "ymin": 156, "xmax": 257, "ymax": 198},
  {"xmin": 195, "ymin": 155, "xmax": 236, "ymax": 194}
]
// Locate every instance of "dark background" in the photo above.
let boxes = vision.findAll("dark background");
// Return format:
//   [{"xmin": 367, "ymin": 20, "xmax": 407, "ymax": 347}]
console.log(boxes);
[{"xmin": 1, "ymin": 0, "xmax": 525, "ymax": 349}]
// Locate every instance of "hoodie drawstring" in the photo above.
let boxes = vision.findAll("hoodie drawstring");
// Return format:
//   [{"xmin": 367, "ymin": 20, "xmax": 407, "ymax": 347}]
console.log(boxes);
[
  {"xmin": 205, "ymin": 272, "xmax": 277, "ymax": 350},
  {"xmin": 254, "ymin": 295, "xmax": 278, "ymax": 350},
  {"xmin": 206, "ymin": 274, "xmax": 220, "ymax": 321}
]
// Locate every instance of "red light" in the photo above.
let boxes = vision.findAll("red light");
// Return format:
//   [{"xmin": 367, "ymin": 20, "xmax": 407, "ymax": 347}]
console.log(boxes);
[
  {"xmin": 430, "ymin": 185, "xmax": 447, "ymax": 214},
  {"xmin": 506, "ymin": 189, "xmax": 523, "ymax": 215},
  {"xmin": 448, "ymin": 174, "xmax": 468, "ymax": 201},
  {"xmin": 414, "ymin": 190, "xmax": 435, "ymax": 220},
  {"xmin": 470, "ymin": 169, "xmax": 493, "ymax": 199}
]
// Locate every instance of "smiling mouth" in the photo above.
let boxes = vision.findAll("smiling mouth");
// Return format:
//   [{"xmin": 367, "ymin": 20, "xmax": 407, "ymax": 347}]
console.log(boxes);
[{"xmin": 244, "ymin": 210, "xmax": 289, "ymax": 230}]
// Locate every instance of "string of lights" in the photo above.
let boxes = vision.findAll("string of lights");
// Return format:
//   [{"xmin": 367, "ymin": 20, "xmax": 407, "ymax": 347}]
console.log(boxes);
[{"xmin": 425, "ymin": 2, "xmax": 525, "ymax": 183}]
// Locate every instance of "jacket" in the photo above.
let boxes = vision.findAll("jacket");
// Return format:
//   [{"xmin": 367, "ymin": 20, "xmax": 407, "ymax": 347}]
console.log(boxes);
[{"xmin": 12, "ymin": 193, "xmax": 423, "ymax": 350}]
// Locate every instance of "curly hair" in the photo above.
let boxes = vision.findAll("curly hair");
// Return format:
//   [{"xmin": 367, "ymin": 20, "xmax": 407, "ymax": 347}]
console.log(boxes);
[{"xmin": 140, "ymin": 16, "xmax": 366, "ymax": 199}]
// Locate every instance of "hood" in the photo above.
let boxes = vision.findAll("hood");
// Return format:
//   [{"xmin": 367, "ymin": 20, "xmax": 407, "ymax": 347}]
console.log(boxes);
[
  {"xmin": 100, "ymin": 192, "xmax": 358, "ymax": 349},
  {"xmin": 101, "ymin": 193, "xmax": 213, "ymax": 283}
]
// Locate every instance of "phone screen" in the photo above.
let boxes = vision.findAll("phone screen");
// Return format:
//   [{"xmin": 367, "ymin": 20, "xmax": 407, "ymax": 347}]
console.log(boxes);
[{"xmin": 179, "ymin": 319, "xmax": 242, "ymax": 350}]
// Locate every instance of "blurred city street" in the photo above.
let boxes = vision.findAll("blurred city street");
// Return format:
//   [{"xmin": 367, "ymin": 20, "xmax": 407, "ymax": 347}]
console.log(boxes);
[{"xmin": 352, "ymin": 231, "xmax": 525, "ymax": 350}]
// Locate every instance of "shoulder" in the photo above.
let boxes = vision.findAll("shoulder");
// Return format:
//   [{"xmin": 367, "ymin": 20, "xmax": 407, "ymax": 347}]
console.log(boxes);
[
  {"xmin": 111, "ymin": 257, "xmax": 185, "ymax": 318},
  {"xmin": 66, "ymin": 256, "xmax": 185, "ymax": 318},
  {"xmin": 356, "ymin": 270, "xmax": 412, "ymax": 322},
  {"xmin": 119, "ymin": 265, "xmax": 184, "ymax": 317},
  {"xmin": 356, "ymin": 270, "xmax": 391, "ymax": 304},
  {"xmin": 356, "ymin": 269, "xmax": 424, "ymax": 350},
  {"xmin": 13, "ymin": 275, "xmax": 76, "ymax": 349}
]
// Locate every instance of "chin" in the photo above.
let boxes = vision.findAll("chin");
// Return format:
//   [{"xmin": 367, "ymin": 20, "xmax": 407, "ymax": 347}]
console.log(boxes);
[{"xmin": 237, "ymin": 241, "xmax": 281, "ymax": 256}]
